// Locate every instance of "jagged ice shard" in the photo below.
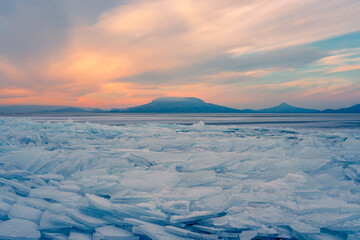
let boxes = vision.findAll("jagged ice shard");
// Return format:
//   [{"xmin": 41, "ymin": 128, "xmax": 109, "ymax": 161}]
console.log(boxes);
[{"xmin": 0, "ymin": 117, "xmax": 359, "ymax": 239}]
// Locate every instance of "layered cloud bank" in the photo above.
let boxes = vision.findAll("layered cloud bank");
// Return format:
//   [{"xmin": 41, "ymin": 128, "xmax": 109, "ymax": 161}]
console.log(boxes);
[{"xmin": 0, "ymin": 0, "xmax": 360, "ymax": 108}]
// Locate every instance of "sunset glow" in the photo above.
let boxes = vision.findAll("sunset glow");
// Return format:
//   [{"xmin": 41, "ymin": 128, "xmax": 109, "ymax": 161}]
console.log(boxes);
[{"xmin": 0, "ymin": 0, "xmax": 359, "ymax": 109}]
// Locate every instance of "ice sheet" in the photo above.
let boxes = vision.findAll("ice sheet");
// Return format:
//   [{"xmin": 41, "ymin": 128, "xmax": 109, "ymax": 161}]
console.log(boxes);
[{"xmin": 0, "ymin": 117, "xmax": 359, "ymax": 239}]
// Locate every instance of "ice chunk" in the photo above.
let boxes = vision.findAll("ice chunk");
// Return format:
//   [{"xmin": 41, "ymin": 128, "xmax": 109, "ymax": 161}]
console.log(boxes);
[
  {"xmin": 170, "ymin": 211, "xmax": 226, "ymax": 224},
  {"xmin": 191, "ymin": 225, "xmax": 227, "ymax": 234},
  {"xmin": 111, "ymin": 196, "xmax": 155, "ymax": 204},
  {"xmin": 176, "ymin": 170, "xmax": 217, "ymax": 187},
  {"xmin": 0, "ymin": 200, "xmax": 11, "ymax": 219},
  {"xmin": 58, "ymin": 184, "xmax": 81, "ymax": 193},
  {"xmin": 192, "ymin": 121, "xmax": 205, "ymax": 131},
  {"xmin": 0, "ymin": 169, "xmax": 31, "ymax": 179},
  {"xmin": 40, "ymin": 210, "xmax": 89, "ymax": 231},
  {"xmin": 0, "ymin": 178, "xmax": 31, "ymax": 195},
  {"xmin": 95, "ymin": 225, "xmax": 138, "ymax": 240},
  {"xmin": 126, "ymin": 153, "xmax": 154, "ymax": 168},
  {"xmin": 164, "ymin": 225, "xmax": 190, "ymax": 237},
  {"xmin": 19, "ymin": 197, "xmax": 50, "ymax": 211},
  {"xmin": 39, "ymin": 210, "xmax": 70, "ymax": 231},
  {"xmin": 0, "ymin": 218, "xmax": 41, "ymax": 240},
  {"xmin": 290, "ymin": 222, "xmax": 321, "ymax": 233},
  {"xmin": 69, "ymin": 231, "xmax": 92, "ymax": 240},
  {"xmin": 239, "ymin": 231, "xmax": 257, "ymax": 240},
  {"xmin": 129, "ymin": 220, "xmax": 185, "ymax": 240},
  {"xmin": 8, "ymin": 204, "xmax": 43, "ymax": 223},
  {"xmin": 160, "ymin": 200, "xmax": 190, "ymax": 215},
  {"xmin": 0, "ymin": 147, "xmax": 44, "ymax": 171},
  {"xmin": 41, "ymin": 232, "xmax": 69, "ymax": 240},
  {"xmin": 86, "ymin": 193, "xmax": 113, "ymax": 212},
  {"xmin": 36, "ymin": 173, "xmax": 64, "ymax": 181},
  {"xmin": 159, "ymin": 186, "xmax": 222, "ymax": 201},
  {"xmin": 113, "ymin": 204, "xmax": 167, "ymax": 220},
  {"xmin": 67, "ymin": 208, "xmax": 108, "ymax": 227},
  {"xmin": 30, "ymin": 186, "xmax": 82, "ymax": 205},
  {"xmin": 120, "ymin": 170, "xmax": 180, "ymax": 192}
]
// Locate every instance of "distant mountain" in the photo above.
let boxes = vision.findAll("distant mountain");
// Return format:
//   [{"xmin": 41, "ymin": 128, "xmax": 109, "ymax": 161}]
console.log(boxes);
[
  {"xmin": 41, "ymin": 107, "xmax": 89, "ymax": 113},
  {"xmin": 0, "ymin": 105, "xmax": 98, "ymax": 113},
  {"xmin": 322, "ymin": 104, "xmax": 360, "ymax": 113},
  {"xmin": 1, "ymin": 99, "xmax": 360, "ymax": 114},
  {"xmin": 111, "ymin": 97, "xmax": 244, "ymax": 113},
  {"xmin": 256, "ymin": 102, "xmax": 320, "ymax": 113}
]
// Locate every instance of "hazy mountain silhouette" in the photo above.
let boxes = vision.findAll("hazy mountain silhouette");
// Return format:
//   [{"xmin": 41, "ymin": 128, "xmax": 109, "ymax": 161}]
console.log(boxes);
[
  {"xmin": 0, "ymin": 105, "xmax": 98, "ymax": 113},
  {"xmin": 111, "ymin": 97, "xmax": 244, "ymax": 113},
  {"xmin": 1, "ymin": 98, "xmax": 360, "ymax": 113},
  {"xmin": 256, "ymin": 102, "xmax": 320, "ymax": 113},
  {"xmin": 322, "ymin": 104, "xmax": 360, "ymax": 113}
]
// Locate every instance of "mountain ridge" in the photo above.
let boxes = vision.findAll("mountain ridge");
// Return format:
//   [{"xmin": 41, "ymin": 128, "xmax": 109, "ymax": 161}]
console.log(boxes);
[{"xmin": 0, "ymin": 98, "xmax": 359, "ymax": 113}]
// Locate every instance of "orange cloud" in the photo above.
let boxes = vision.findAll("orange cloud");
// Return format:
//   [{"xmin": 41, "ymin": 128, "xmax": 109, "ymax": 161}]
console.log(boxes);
[
  {"xmin": 327, "ymin": 64, "xmax": 360, "ymax": 73},
  {"xmin": 1, "ymin": 0, "xmax": 360, "ymax": 108}
]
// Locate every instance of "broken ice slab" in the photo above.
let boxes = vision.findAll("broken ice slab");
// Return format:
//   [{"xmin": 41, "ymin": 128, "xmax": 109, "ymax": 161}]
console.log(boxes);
[
  {"xmin": 69, "ymin": 231, "xmax": 92, "ymax": 240},
  {"xmin": 293, "ymin": 197, "xmax": 360, "ymax": 215},
  {"xmin": 113, "ymin": 203, "xmax": 168, "ymax": 220},
  {"xmin": 344, "ymin": 166, "xmax": 359, "ymax": 181},
  {"xmin": 164, "ymin": 225, "xmax": 219, "ymax": 239},
  {"xmin": 176, "ymin": 170, "xmax": 217, "ymax": 187},
  {"xmin": 94, "ymin": 225, "xmax": 139, "ymax": 240},
  {"xmin": 0, "ymin": 169, "xmax": 31, "ymax": 179},
  {"xmin": 36, "ymin": 173, "xmax": 64, "ymax": 181},
  {"xmin": 111, "ymin": 191, "xmax": 155, "ymax": 204},
  {"xmin": 160, "ymin": 200, "xmax": 190, "ymax": 215},
  {"xmin": 0, "ymin": 200, "xmax": 11, "ymax": 219},
  {"xmin": 86, "ymin": 193, "xmax": 113, "ymax": 212},
  {"xmin": 0, "ymin": 177, "xmax": 31, "ymax": 195},
  {"xmin": 170, "ymin": 211, "xmax": 226, "ymax": 224},
  {"xmin": 39, "ymin": 210, "xmax": 72, "ymax": 231},
  {"xmin": 111, "ymin": 196, "xmax": 155, "ymax": 204},
  {"xmin": 239, "ymin": 230, "xmax": 257, "ymax": 240},
  {"xmin": 40, "ymin": 210, "xmax": 89, "ymax": 231},
  {"xmin": 120, "ymin": 170, "xmax": 180, "ymax": 192},
  {"xmin": 8, "ymin": 204, "xmax": 43, "ymax": 223},
  {"xmin": 184, "ymin": 153, "xmax": 235, "ymax": 171},
  {"xmin": 291, "ymin": 222, "xmax": 321, "ymax": 234},
  {"xmin": 159, "ymin": 186, "xmax": 222, "ymax": 201},
  {"xmin": 327, "ymin": 215, "xmax": 360, "ymax": 232},
  {"xmin": 126, "ymin": 153, "xmax": 154, "ymax": 168},
  {"xmin": 0, "ymin": 218, "xmax": 41, "ymax": 240},
  {"xmin": 164, "ymin": 225, "xmax": 190, "ymax": 237},
  {"xmin": 41, "ymin": 232, "xmax": 69, "ymax": 240},
  {"xmin": 129, "ymin": 219, "xmax": 188, "ymax": 240},
  {"xmin": 58, "ymin": 184, "xmax": 81, "ymax": 193},
  {"xmin": 0, "ymin": 147, "xmax": 44, "ymax": 171},
  {"xmin": 298, "ymin": 212, "xmax": 360, "ymax": 228},
  {"xmin": 30, "ymin": 186, "xmax": 83, "ymax": 205},
  {"xmin": 293, "ymin": 232, "xmax": 347, "ymax": 240},
  {"xmin": 66, "ymin": 208, "xmax": 108, "ymax": 227},
  {"xmin": 18, "ymin": 197, "xmax": 50, "ymax": 211},
  {"xmin": 139, "ymin": 216, "xmax": 169, "ymax": 225},
  {"xmin": 348, "ymin": 233, "xmax": 360, "ymax": 240}
]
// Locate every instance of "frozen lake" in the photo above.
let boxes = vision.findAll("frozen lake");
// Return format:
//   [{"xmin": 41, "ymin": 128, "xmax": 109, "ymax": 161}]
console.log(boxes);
[
  {"xmin": 0, "ymin": 116, "xmax": 359, "ymax": 239},
  {"xmin": 2, "ymin": 112, "xmax": 360, "ymax": 128}
]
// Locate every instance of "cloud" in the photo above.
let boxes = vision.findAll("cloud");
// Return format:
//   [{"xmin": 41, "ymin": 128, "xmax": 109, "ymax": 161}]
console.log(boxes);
[
  {"xmin": 0, "ymin": 0, "xmax": 359, "ymax": 107},
  {"xmin": 309, "ymin": 47, "xmax": 360, "ymax": 73},
  {"xmin": 116, "ymin": 45, "xmax": 326, "ymax": 85},
  {"xmin": 328, "ymin": 64, "xmax": 360, "ymax": 73}
]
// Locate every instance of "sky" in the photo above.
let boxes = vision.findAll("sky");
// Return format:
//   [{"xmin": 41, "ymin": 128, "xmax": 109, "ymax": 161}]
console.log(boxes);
[{"xmin": 0, "ymin": 0, "xmax": 359, "ymax": 110}]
